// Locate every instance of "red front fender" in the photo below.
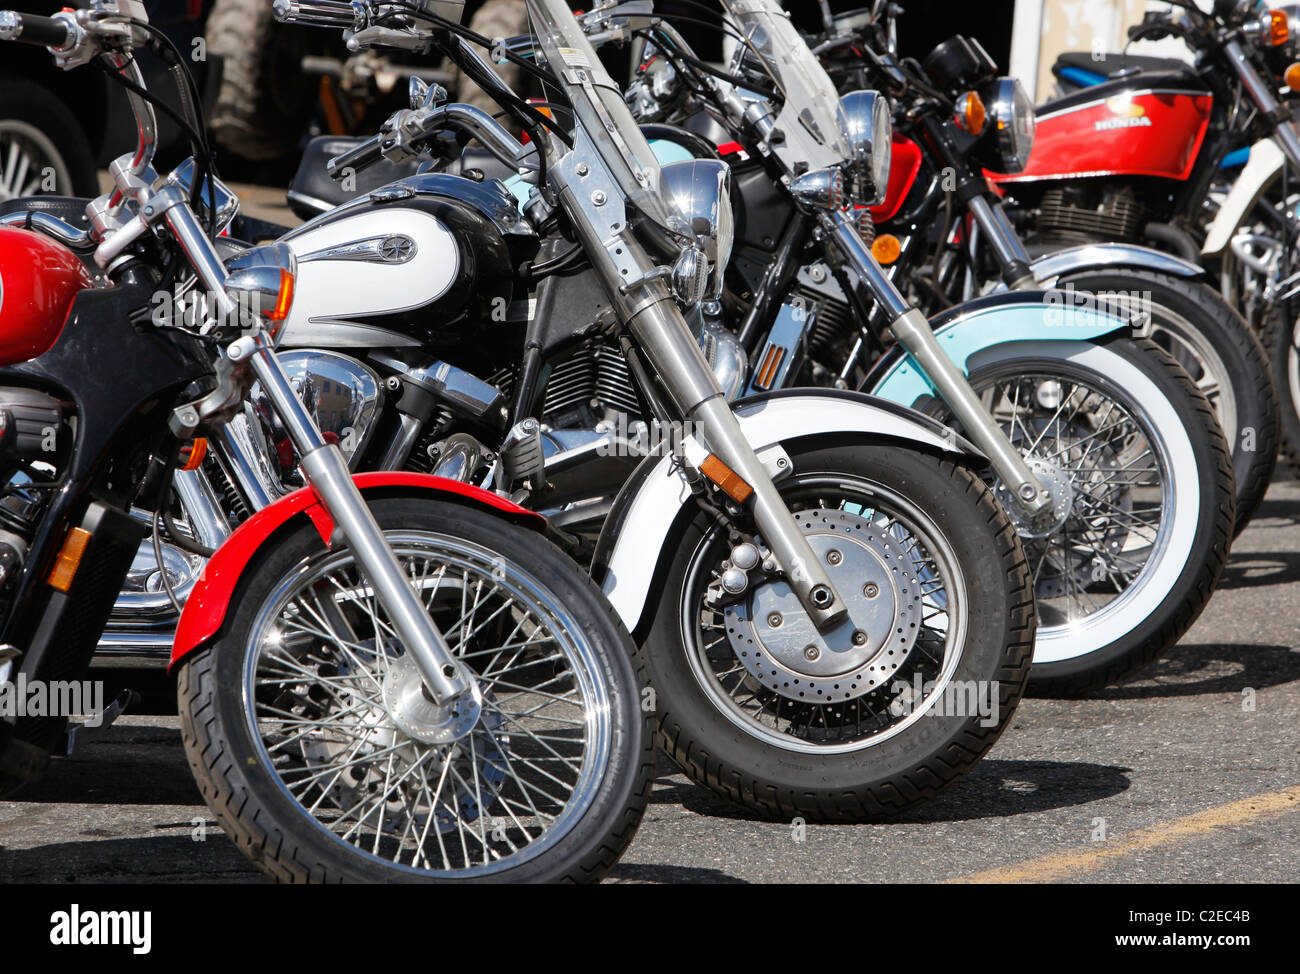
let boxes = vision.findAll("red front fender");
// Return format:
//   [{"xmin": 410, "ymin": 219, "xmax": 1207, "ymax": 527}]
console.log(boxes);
[{"xmin": 169, "ymin": 472, "xmax": 545, "ymax": 669}]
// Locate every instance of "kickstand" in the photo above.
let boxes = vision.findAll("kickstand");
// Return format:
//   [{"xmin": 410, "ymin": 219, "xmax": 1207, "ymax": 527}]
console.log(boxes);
[{"xmin": 61, "ymin": 689, "xmax": 138, "ymax": 756}]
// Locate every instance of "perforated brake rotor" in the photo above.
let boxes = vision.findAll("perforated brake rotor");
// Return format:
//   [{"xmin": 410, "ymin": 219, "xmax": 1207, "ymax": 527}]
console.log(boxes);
[{"xmin": 723, "ymin": 508, "xmax": 922, "ymax": 704}]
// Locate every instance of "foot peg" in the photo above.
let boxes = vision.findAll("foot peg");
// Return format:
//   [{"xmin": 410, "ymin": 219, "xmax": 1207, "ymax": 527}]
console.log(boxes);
[
  {"xmin": 501, "ymin": 418, "xmax": 546, "ymax": 491},
  {"xmin": 61, "ymin": 688, "xmax": 137, "ymax": 756}
]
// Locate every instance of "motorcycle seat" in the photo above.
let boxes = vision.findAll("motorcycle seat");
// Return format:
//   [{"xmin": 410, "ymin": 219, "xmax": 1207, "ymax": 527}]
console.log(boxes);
[
  {"xmin": 287, "ymin": 135, "xmax": 424, "ymax": 221},
  {"xmin": 0, "ymin": 195, "xmax": 92, "ymax": 230},
  {"xmin": 1052, "ymin": 50, "xmax": 1190, "ymax": 84}
]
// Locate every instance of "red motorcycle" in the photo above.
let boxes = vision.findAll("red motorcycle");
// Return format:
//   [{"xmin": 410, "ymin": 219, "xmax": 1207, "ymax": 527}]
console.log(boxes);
[{"xmin": 993, "ymin": 0, "xmax": 1300, "ymax": 467}]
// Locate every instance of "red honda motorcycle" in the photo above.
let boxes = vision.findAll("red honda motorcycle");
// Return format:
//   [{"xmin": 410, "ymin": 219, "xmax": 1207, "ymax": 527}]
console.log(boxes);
[{"xmin": 993, "ymin": 0, "xmax": 1300, "ymax": 468}]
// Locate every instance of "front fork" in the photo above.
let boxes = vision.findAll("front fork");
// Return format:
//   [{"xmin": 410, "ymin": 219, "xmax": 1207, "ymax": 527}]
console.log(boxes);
[
  {"xmin": 821, "ymin": 209, "xmax": 1054, "ymax": 524},
  {"xmin": 226, "ymin": 330, "xmax": 479, "ymax": 711}
]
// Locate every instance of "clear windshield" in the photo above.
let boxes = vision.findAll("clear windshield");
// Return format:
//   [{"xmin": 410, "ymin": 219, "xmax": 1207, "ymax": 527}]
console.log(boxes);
[
  {"xmin": 721, "ymin": 0, "xmax": 851, "ymax": 172},
  {"xmin": 525, "ymin": 0, "xmax": 679, "ymax": 231}
]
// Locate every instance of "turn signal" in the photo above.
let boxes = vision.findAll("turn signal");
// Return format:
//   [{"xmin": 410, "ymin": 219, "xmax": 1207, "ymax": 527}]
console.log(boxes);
[
  {"xmin": 871, "ymin": 234, "xmax": 902, "ymax": 264},
  {"xmin": 268, "ymin": 267, "xmax": 295, "ymax": 322},
  {"xmin": 1269, "ymin": 9, "xmax": 1290, "ymax": 46},
  {"xmin": 47, "ymin": 527, "xmax": 91, "ymax": 593},
  {"xmin": 1286, "ymin": 62, "xmax": 1300, "ymax": 90},
  {"xmin": 700, "ymin": 454, "xmax": 753, "ymax": 504},
  {"xmin": 955, "ymin": 91, "xmax": 986, "ymax": 135}
]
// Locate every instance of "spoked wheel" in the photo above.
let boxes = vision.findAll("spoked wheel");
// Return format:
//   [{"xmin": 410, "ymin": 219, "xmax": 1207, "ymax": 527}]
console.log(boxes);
[
  {"xmin": 936, "ymin": 337, "xmax": 1234, "ymax": 695},
  {"xmin": 1057, "ymin": 270, "xmax": 1277, "ymax": 533},
  {"xmin": 643, "ymin": 440, "xmax": 1035, "ymax": 821},
  {"xmin": 178, "ymin": 498, "xmax": 651, "ymax": 883}
]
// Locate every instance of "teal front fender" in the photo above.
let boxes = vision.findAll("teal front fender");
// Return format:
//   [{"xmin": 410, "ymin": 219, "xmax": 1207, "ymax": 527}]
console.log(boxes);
[{"xmin": 865, "ymin": 291, "xmax": 1132, "ymax": 407}]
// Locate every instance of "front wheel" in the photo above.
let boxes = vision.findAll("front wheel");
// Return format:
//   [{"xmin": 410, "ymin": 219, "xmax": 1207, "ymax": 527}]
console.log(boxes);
[
  {"xmin": 931, "ymin": 337, "xmax": 1235, "ymax": 695},
  {"xmin": 642, "ymin": 442, "xmax": 1035, "ymax": 821},
  {"xmin": 177, "ymin": 498, "xmax": 652, "ymax": 882}
]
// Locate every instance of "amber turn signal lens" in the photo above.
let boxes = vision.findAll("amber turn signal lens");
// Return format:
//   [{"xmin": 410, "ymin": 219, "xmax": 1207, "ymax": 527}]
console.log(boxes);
[
  {"xmin": 699, "ymin": 454, "xmax": 753, "ymax": 504},
  {"xmin": 1269, "ymin": 9, "xmax": 1290, "ymax": 46},
  {"xmin": 955, "ymin": 91, "xmax": 986, "ymax": 135},
  {"xmin": 47, "ymin": 527, "xmax": 91, "ymax": 593},
  {"xmin": 267, "ymin": 267, "xmax": 295, "ymax": 322},
  {"xmin": 872, "ymin": 234, "xmax": 902, "ymax": 265},
  {"xmin": 1286, "ymin": 62, "xmax": 1300, "ymax": 91}
]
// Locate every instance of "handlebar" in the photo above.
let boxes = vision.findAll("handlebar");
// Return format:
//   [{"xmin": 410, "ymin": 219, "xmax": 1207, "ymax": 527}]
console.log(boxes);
[
  {"xmin": 0, "ymin": 9, "xmax": 71, "ymax": 47},
  {"xmin": 271, "ymin": 0, "xmax": 360, "ymax": 28},
  {"xmin": 327, "ymin": 133, "xmax": 386, "ymax": 178}
]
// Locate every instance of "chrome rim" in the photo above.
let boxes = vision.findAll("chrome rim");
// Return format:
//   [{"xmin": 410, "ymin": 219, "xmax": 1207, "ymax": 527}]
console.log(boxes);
[
  {"xmin": 0, "ymin": 121, "xmax": 72, "ymax": 201},
  {"xmin": 241, "ymin": 530, "xmax": 612, "ymax": 877},
  {"xmin": 680, "ymin": 473, "xmax": 968, "ymax": 755},
  {"xmin": 1145, "ymin": 305, "xmax": 1237, "ymax": 445},
  {"xmin": 969, "ymin": 367, "xmax": 1175, "ymax": 636}
]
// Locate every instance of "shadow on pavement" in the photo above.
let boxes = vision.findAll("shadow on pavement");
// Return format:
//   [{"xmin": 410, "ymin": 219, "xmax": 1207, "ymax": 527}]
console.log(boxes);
[
  {"xmin": 1083, "ymin": 642, "xmax": 1300, "ymax": 699},
  {"xmin": 608, "ymin": 863, "xmax": 748, "ymax": 883},
  {"xmin": 0, "ymin": 833, "xmax": 261, "ymax": 883},
  {"xmin": 1217, "ymin": 551, "xmax": 1300, "ymax": 590},
  {"xmin": 648, "ymin": 757, "xmax": 1131, "ymax": 824}
]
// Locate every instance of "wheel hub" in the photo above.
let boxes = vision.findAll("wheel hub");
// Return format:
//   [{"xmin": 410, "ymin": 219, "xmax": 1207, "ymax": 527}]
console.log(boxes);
[
  {"xmin": 723, "ymin": 509, "xmax": 922, "ymax": 704},
  {"xmin": 999, "ymin": 457, "xmax": 1074, "ymax": 539},
  {"xmin": 382, "ymin": 654, "xmax": 482, "ymax": 744}
]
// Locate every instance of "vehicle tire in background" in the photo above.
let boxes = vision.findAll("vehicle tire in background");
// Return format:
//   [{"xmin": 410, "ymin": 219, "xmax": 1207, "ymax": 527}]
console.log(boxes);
[
  {"xmin": 0, "ymin": 79, "xmax": 98, "ymax": 200},
  {"xmin": 206, "ymin": 0, "xmax": 319, "ymax": 160},
  {"xmin": 452, "ymin": 0, "xmax": 529, "ymax": 135}
]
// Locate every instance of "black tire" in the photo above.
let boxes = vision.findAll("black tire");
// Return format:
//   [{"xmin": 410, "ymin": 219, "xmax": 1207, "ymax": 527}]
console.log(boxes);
[
  {"xmin": 206, "ymin": 0, "xmax": 318, "ymax": 161},
  {"xmin": 642, "ymin": 441, "xmax": 1035, "ymax": 822},
  {"xmin": 452, "ymin": 0, "xmax": 529, "ymax": 135},
  {"xmin": 0, "ymin": 78, "xmax": 98, "ymax": 199},
  {"xmin": 1057, "ymin": 269, "xmax": 1277, "ymax": 535},
  {"xmin": 1264, "ymin": 307, "xmax": 1300, "ymax": 475},
  {"xmin": 949, "ymin": 337, "xmax": 1234, "ymax": 696},
  {"xmin": 177, "ymin": 498, "xmax": 652, "ymax": 883}
]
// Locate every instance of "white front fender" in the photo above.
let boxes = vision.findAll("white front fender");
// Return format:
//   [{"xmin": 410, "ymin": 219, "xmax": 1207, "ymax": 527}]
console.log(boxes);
[
  {"xmin": 1020, "ymin": 242, "xmax": 1202, "ymax": 285},
  {"xmin": 1202, "ymin": 138, "xmax": 1286, "ymax": 257},
  {"xmin": 590, "ymin": 390, "xmax": 977, "ymax": 634}
]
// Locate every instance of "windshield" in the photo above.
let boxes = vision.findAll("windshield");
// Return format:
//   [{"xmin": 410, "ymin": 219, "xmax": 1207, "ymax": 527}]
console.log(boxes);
[
  {"xmin": 721, "ymin": 0, "xmax": 852, "ymax": 172},
  {"xmin": 525, "ymin": 0, "xmax": 679, "ymax": 231}
]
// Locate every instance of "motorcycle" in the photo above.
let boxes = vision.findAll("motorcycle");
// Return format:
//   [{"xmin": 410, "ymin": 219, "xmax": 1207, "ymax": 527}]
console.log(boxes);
[
  {"xmin": 804, "ymin": 1, "xmax": 1277, "ymax": 535},
  {"xmin": 992, "ymin": 0, "xmax": 1300, "ymax": 473},
  {"xmin": 99, "ymin": 0, "xmax": 1042, "ymax": 821},
  {"xmin": 575, "ymin": 0, "xmax": 1234, "ymax": 696},
  {"xmin": 0, "ymin": 0, "xmax": 653, "ymax": 882}
]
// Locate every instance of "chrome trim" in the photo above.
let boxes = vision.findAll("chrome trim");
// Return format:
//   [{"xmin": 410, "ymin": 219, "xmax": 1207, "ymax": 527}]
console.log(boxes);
[
  {"xmin": 1022, "ymin": 243, "xmax": 1203, "ymax": 286},
  {"xmin": 297, "ymin": 233, "xmax": 418, "ymax": 265}
]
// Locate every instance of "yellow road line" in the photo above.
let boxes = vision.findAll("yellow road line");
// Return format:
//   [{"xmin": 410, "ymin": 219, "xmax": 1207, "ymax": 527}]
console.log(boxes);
[{"xmin": 946, "ymin": 783, "xmax": 1300, "ymax": 884}]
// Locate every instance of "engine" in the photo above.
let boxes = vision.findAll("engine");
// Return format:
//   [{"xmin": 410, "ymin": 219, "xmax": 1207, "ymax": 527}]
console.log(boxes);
[
  {"xmin": 0, "ymin": 387, "xmax": 68, "ymax": 591},
  {"xmin": 1035, "ymin": 185, "xmax": 1145, "ymax": 246}
]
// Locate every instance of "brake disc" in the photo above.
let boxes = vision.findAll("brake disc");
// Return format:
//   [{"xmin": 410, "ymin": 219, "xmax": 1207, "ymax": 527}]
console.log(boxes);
[{"xmin": 722, "ymin": 508, "xmax": 922, "ymax": 704}]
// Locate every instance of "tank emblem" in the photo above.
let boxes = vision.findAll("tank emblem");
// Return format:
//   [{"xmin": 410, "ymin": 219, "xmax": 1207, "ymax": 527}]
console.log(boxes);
[{"xmin": 297, "ymin": 234, "xmax": 418, "ymax": 265}]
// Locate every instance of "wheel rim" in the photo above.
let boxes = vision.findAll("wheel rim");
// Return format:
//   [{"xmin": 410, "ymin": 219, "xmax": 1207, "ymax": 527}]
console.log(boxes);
[
  {"xmin": 679, "ymin": 473, "xmax": 969, "ymax": 755},
  {"xmin": 964, "ymin": 365, "xmax": 1177, "ymax": 649},
  {"xmin": 241, "ymin": 530, "xmax": 612, "ymax": 877},
  {"xmin": 0, "ymin": 121, "xmax": 73, "ymax": 201}
]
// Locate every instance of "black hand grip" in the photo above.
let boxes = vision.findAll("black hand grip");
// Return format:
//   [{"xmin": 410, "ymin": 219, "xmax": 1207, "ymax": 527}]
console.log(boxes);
[
  {"xmin": 327, "ymin": 135, "xmax": 386, "ymax": 179},
  {"xmin": 0, "ymin": 10, "xmax": 70, "ymax": 47}
]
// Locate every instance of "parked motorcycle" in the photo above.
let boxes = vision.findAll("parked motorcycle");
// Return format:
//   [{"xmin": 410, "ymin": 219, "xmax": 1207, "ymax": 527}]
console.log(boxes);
[
  {"xmin": 993, "ymin": 0, "xmax": 1300, "ymax": 473},
  {"xmin": 0, "ymin": 0, "xmax": 653, "ymax": 882},
  {"xmin": 804, "ymin": 2, "xmax": 1277, "ymax": 535},
  {"xmin": 575, "ymin": 0, "xmax": 1234, "ymax": 696}
]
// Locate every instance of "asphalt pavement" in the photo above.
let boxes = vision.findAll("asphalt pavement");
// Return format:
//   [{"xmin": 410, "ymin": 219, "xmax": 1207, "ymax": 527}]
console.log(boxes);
[{"xmin": 1, "ymin": 470, "xmax": 1297, "ymax": 884}]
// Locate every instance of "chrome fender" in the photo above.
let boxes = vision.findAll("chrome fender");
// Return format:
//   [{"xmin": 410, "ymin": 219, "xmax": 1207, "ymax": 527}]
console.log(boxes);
[
  {"xmin": 590, "ymin": 389, "xmax": 979, "ymax": 634},
  {"xmin": 864, "ymin": 291, "xmax": 1132, "ymax": 408},
  {"xmin": 1011, "ymin": 243, "xmax": 1203, "ymax": 287}
]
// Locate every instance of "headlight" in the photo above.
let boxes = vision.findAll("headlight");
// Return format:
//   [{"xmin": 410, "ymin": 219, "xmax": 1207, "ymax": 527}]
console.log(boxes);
[
  {"xmin": 660, "ymin": 159, "xmax": 734, "ymax": 299},
  {"xmin": 225, "ymin": 242, "xmax": 297, "ymax": 340},
  {"xmin": 984, "ymin": 77, "xmax": 1035, "ymax": 174},
  {"xmin": 838, "ymin": 89, "xmax": 892, "ymax": 205}
]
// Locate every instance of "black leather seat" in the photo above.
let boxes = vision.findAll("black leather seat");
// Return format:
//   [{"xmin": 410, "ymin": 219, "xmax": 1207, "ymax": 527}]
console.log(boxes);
[
  {"xmin": 1052, "ymin": 50, "xmax": 1190, "ymax": 80},
  {"xmin": 0, "ymin": 195, "xmax": 93, "ymax": 229}
]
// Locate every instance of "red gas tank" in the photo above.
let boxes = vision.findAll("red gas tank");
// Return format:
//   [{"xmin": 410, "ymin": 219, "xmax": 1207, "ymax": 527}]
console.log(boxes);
[
  {"xmin": 0, "ymin": 226, "xmax": 93, "ymax": 367},
  {"xmin": 990, "ymin": 80, "xmax": 1212, "ymax": 185}
]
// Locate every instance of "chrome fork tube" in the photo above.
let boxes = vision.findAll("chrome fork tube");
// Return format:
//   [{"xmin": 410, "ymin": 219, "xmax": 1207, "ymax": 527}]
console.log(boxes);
[
  {"xmin": 623, "ymin": 276, "xmax": 847, "ymax": 628},
  {"xmin": 229, "ymin": 331, "xmax": 475, "ymax": 706},
  {"xmin": 966, "ymin": 195, "xmax": 1038, "ymax": 290},
  {"xmin": 823, "ymin": 209, "xmax": 1053, "ymax": 520},
  {"xmin": 1225, "ymin": 39, "xmax": 1300, "ymax": 169}
]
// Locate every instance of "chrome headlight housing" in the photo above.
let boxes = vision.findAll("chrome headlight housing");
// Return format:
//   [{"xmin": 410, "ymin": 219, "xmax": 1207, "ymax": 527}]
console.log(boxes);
[
  {"xmin": 838, "ymin": 89, "xmax": 892, "ymax": 205},
  {"xmin": 983, "ymin": 77, "xmax": 1035, "ymax": 174},
  {"xmin": 660, "ymin": 158, "xmax": 734, "ymax": 301}
]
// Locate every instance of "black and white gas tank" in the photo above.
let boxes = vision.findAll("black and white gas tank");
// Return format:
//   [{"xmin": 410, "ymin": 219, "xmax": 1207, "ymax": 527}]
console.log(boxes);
[{"xmin": 277, "ymin": 173, "xmax": 537, "ymax": 350}]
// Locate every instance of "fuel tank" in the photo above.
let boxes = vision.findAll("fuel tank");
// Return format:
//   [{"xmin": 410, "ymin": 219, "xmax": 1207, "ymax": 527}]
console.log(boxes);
[
  {"xmin": 277, "ymin": 173, "xmax": 536, "ymax": 351},
  {"xmin": 0, "ymin": 227, "xmax": 93, "ymax": 368},
  {"xmin": 990, "ymin": 73, "xmax": 1213, "ymax": 184}
]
